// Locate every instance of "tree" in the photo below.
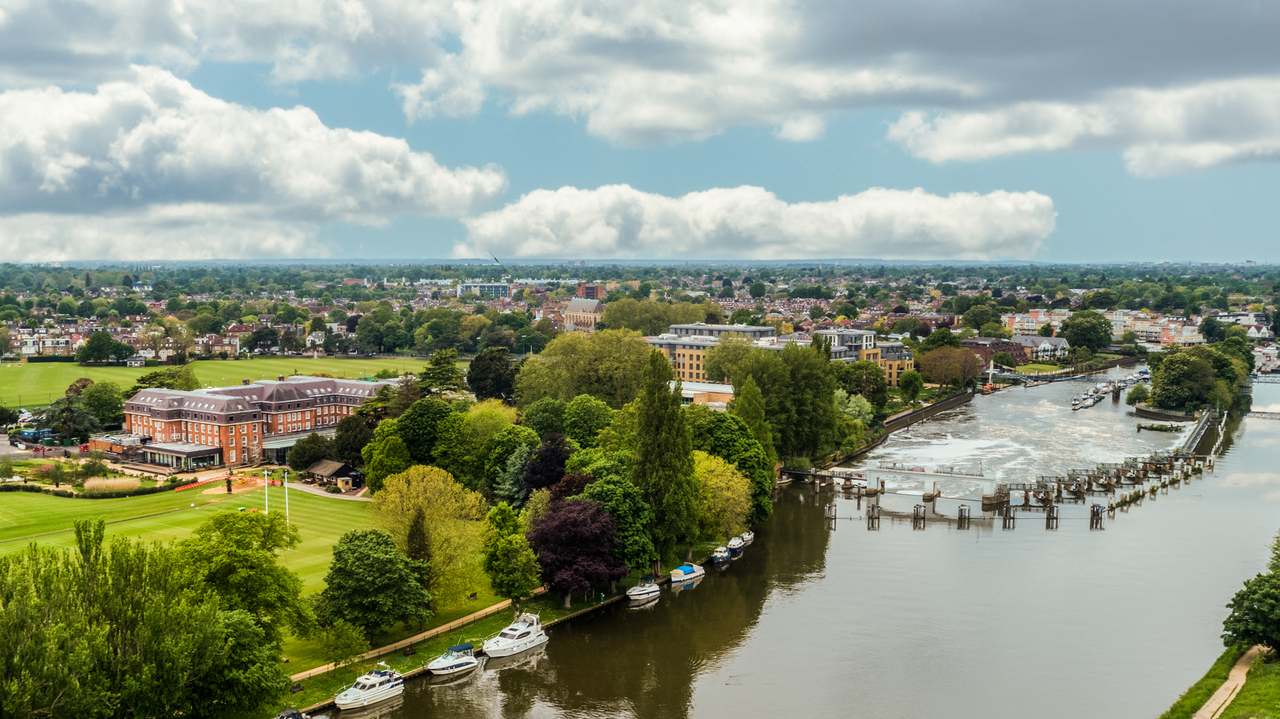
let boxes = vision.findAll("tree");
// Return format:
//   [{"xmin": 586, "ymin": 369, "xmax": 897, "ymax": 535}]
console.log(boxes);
[
  {"xmin": 522, "ymin": 433, "xmax": 575, "ymax": 491},
  {"xmin": 730, "ymin": 375, "xmax": 776, "ymax": 468},
  {"xmin": 80, "ymin": 380, "xmax": 123, "ymax": 427},
  {"xmin": 334, "ymin": 415, "xmax": 375, "ymax": 466},
  {"xmin": 920, "ymin": 327, "xmax": 960, "ymax": 350},
  {"xmin": 76, "ymin": 330, "xmax": 131, "ymax": 364},
  {"xmin": 180, "ymin": 511, "xmax": 311, "ymax": 645},
  {"xmin": 372, "ymin": 465, "xmax": 488, "ymax": 605},
  {"xmin": 1200, "ymin": 316, "xmax": 1226, "ymax": 343},
  {"xmin": 482, "ymin": 502, "xmax": 542, "ymax": 606},
  {"xmin": 287, "ymin": 432, "xmax": 334, "ymax": 471},
  {"xmin": 317, "ymin": 529, "xmax": 432, "ymax": 639},
  {"xmin": 1060, "ymin": 310, "xmax": 1113, "ymax": 352},
  {"xmin": 1125, "ymin": 383, "xmax": 1150, "ymax": 406},
  {"xmin": 420, "ymin": 348, "xmax": 466, "ymax": 395},
  {"xmin": 749, "ymin": 281, "xmax": 767, "ymax": 298},
  {"xmin": 578, "ymin": 474, "xmax": 657, "ymax": 572},
  {"xmin": 485, "ymin": 424, "xmax": 541, "ymax": 480},
  {"xmin": 0, "ymin": 405, "xmax": 19, "ymax": 426},
  {"xmin": 684, "ymin": 404, "xmax": 774, "ymax": 524},
  {"xmin": 317, "ymin": 619, "xmax": 369, "ymax": 669},
  {"xmin": 396, "ymin": 396, "xmax": 453, "ymax": 463},
  {"xmin": 918, "ymin": 347, "xmax": 984, "ymax": 388},
  {"xmin": 468, "ymin": 347, "xmax": 517, "ymax": 400},
  {"xmin": 361, "ymin": 419, "xmax": 412, "ymax": 492},
  {"xmin": 691, "ymin": 451, "xmax": 752, "ymax": 541},
  {"xmin": 126, "ymin": 365, "xmax": 199, "ymax": 397},
  {"xmin": 514, "ymin": 330, "xmax": 651, "ymax": 408},
  {"xmin": 899, "ymin": 370, "xmax": 924, "ymax": 403},
  {"xmin": 405, "ymin": 506, "xmax": 433, "ymax": 603},
  {"xmin": 563, "ymin": 394, "xmax": 614, "ymax": 448},
  {"xmin": 633, "ymin": 351, "xmax": 698, "ymax": 565},
  {"xmin": 528, "ymin": 499, "xmax": 627, "ymax": 607},
  {"xmin": 961, "ymin": 304, "xmax": 995, "ymax": 330},
  {"xmin": 44, "ymin": 396, "xmax": 99, "ymax": 442},
  {"xmin": 777, "ymin": 342, "xmax": 838, "ymax": 460},
  {"xmin": 981, "ymin": 321, "xmax": 1010, "ymax": 339},
  {"xmin": 246, "ymin": 326, "xmax": 279, "ymax": 352},
  {"xmin": 521, "ymin": 396, "xmax": 566, "ymax": 437},
  {"xmin": 1221, "ymin": 536, "xmax": 1280, "ymax": 653},
  {"xmin": 832, "ymin": 360, "xmax": 888, "ymax": 410},
  {"xmin": 433, "ymin": 399, "xmax": 517, "ymax": 494},
  {"xmin": 1150, "ymin": 352, "xmax": 1216, "ymax": 411},
  {"xmin": 494, "ymin": 443, "xmax": 534, "ymax": 507},
  {"xmin": 1039, "ymin": 323, "xmax": 1055, "ymax": 337},
  {"xmin": 0, "ymin": 521, "xmax": 288, "ymax": 718}
]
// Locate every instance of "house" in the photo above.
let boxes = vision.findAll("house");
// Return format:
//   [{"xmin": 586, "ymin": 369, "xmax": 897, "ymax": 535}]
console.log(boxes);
[
  {"xmin": 961, "ymin": 337, "xmax": 1028, "ymax": 366},
  {"xmin": 1010, "ymin": 335, "xmax": 1070, "ymax": 361},
  {"xmin": 125, "ymin": 355, "xmax": 147, "ymax": 367},
  {"xmin": 305, "ymin": 459, "xmax": 356, "ymax": 489}
]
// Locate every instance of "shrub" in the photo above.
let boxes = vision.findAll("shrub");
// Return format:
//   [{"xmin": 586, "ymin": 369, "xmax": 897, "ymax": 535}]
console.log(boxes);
[{"xmin": 83, "ymin": 477, "xmax": 141, "ymax": 494}]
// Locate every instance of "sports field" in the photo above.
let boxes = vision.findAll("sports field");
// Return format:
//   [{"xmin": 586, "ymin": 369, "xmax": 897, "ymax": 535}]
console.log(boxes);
[
  {"xmin": 0, "ymin": 356, "xmax": 427, "ymax": 408},
  {"xmin": 0, "ymin": 483, "xmax": 373, "ymax": 593}
]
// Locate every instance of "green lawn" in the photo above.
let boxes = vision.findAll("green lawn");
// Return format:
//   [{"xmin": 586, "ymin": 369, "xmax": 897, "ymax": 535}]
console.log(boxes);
[
  {"xmin": 0, "ymin": 483, "xmax": 373, "ymax": 592},
  {"xmin": 0, "ymin": 356, "xmax": 428, "ymax": 408},
  {"xmin": 1160, "ymin": 646, "xmax": 1247, "ymax": 719},
  {"xmin": 1016, "ymin": 362, "xmax": 1062, "ymax": 374},
  {"xmin": 1221, "ymin": 653, "xmax": 1280, "ymax": 719}
]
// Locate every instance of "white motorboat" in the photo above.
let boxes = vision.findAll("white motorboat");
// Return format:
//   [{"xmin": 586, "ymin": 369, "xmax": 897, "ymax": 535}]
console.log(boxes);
[
  {"xmin": 727, "ymin": 536, "xmax": 744, "ymax": 559},
  {"xmin": 334, "ymin": 665, "xmax": 404, "ymax": 710},
  {"xmin": 626, "ymin": 581, "xmax": 661, "ymax": 602},
  {"xmin": 482, "ymin": 612, "xmax": 549, "ymax": 658},
  {"xmin": 670, "ymin": 562, "xmax": 706, "ymax": 583},
  {"xmin": 739, "ymin": 530, "xmax": 755, "ymax": 546},
  {"xmin": 426, "ymin": 643, "xmax": 480, "ymax": 677},
  {"xmin": 710, "ymin": 546, "xmax": 731, "ymax": 564}
]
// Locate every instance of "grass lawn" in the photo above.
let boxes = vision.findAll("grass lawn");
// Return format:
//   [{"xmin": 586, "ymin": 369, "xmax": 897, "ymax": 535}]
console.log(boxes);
[
  {"xmin": 1160, "ymin": 645, "xmax": 1247, "ymax": 719},
  {"xmin": 0, "ymin": 356, "xmax": 428, "ymax": 408},
  {"xmin": 0, "ymin": 483, "xmax": 373, "ymax": 592},
  {"xmin": 1017, "ymin": 362, "xmax": 1062, "ymax": 374},
  {"xmin": 1221, "ymin": 653, "xmax": 1280, "ymax": 719}
]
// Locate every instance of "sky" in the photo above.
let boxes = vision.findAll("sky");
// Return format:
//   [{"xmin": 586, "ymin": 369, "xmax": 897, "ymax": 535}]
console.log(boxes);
[{"xmin": 2, "ymin": 1, "xmax": 1279, "ymax": 263}]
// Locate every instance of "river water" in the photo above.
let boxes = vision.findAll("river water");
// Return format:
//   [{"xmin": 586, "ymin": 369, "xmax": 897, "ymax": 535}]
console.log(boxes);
[{"xmin": 374, "ymin": 369, "xmax": 1280, "ymax": 719}]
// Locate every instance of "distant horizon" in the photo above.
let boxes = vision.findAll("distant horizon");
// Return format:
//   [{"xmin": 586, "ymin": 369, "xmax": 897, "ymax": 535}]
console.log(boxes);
[{"xmin": 5, "ymin": 258, "xmax": 1277, "ymax": 269}]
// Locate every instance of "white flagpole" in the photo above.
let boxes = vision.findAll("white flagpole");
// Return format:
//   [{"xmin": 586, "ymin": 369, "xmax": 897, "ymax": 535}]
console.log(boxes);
[
  {"xmin": 264, "ymin": 469, "xmax": 269, "ymax": 513},
  {"xmin": 284, "ymin": 469, "xmax": 290, "ymax": 522}
]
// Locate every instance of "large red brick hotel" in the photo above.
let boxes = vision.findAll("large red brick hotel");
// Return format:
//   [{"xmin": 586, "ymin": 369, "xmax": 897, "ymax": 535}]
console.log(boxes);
[{"xmin": 120, "ymin": 376, "xmax": 393, "ymax": 470}]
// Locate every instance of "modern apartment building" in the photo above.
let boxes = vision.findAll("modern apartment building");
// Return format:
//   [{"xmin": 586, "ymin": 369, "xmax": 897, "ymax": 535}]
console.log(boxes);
[
  {"xmin": 456, "ymin": 282, "xmax": 511, "ymax": 299},
  {"xmin": 121, "ymin": 376, "xmax": 393, "ymax": 469}
]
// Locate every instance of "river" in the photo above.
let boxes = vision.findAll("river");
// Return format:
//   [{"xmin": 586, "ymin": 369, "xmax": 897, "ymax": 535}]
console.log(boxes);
[{"xmin": 370, "ymin": 369, "xmax": 1280, "ymax": 719}]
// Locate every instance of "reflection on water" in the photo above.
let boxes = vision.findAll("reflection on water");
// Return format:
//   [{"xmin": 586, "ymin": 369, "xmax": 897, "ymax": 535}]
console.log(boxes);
[{"xmin": 375, "ymin": 375, "xmax": 1280, "ymax": 719}]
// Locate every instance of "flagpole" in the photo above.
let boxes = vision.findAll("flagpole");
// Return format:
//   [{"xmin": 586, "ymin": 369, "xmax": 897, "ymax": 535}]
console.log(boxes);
[
  {"xmin": 264, "ymin": 469, "xmax": 269, "ymax": 513},
  {"xmin": 284, "ymin": 469, "xmax": 290, "ymax": 522}
]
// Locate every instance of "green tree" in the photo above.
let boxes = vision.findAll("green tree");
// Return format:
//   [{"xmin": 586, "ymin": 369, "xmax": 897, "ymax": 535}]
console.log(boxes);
[
  {"xmin": 79, "ymin": 380, "xmax": 123, "ymax": 427},
  {"xmin": 334, "ymin": 415, "xmax": 374, "ymax": 466},
  {"xmin": 578, "ymin": 474, "xmax": 657, "ymax": 572},
  {"xmin": 494, "ymin": 443, "xmax": 534, "ymax": 507},
  {"xmin": 920, "ymin": 327, "xmax": 961, "ymax": 350},
  {"xmin": 961, "ymin": 304, "xmax": 995, "ymax": 330},
  {"xmin": 485, "ymin": 424, "xmax": 541, "ymax": 480},
  {"xmin": 777, "ymin": 343, "xmax": 838, "ymax": 461},
  {"xmin": 730, "ymin": 375, "xmax": 776, "ymax": 467},
  {"xmin": 1221, "ymin": 535, "xmax": 1280, "ymax": 653},
  {"xmin": 514, "ymin": 330, "xmax": 651, "ymax": 408},
  {"xmin": 467, "ymin": 347, "xmax": 517, "ymax": 400},
  {"xmin": 685, "ymin": 403, "xmax": 774, "ymax": 524},
  {"xmin": 76, "ymin": 330, "xmax": 131, "ymax": 364},
  {"xmin": 633, "ymin": 351, "xmax": 698, "ymax": 566},
  {"xmin": 899, "ymin": 370, "xmax": 924, "ymax": 403},
  {"xmin": 521, "ymin": 396, "xmax": 566, "ymax": 437},
  {"xmin": 287, "ymin": 432, "xmax": 334, "ymax": 471},
  {"xmin": 1060, "ymin": 310, "xmax": 1113, "ymax": 352},
  {"xmin": 316, "ymin": 529, "xmax": 432, "ymax": 640},
  {"xmin": 691, "ymin": 451, "xmax": 752, "ymax": 541},
  {"xmin": 482, "ymin": 502, "xmax": 542, "ymax": 606},
  {"xmin": 1150, "ymin": 352, "xmax": 1215, "ymax": 411},
  {"xmin": 433, "ymin": 399, "xmax": 517, "ymax": 494},
  {"xmin": 179, "ymin": 511, "xmax": 312, "ymax": 645},
  {"xmin": 396, "ymin": 396, "xmax": 453, "ymax": 463},
  {"xmin": 749, "ymin": 281, "xmax": 767, "ymax": 298},
  {"xmin": 832, "ymin": 359, "xmax": 888, "ymax": 410},
  {"xmin": 44, "ymin": 396, "xmax": 100, "ymax": 442},
  {"xmin": 918, "ymin": 347, "xmax": 984, "ymax": 389},
  {"xmin": 563, "ymin": 394, "xmax": 614, "ymax": 448},
  {"xmin": 1125, "ymin": 383, "xmax": 1150, "ymax": 406},
  {"xmin": 317, "ymin": 619, "xmax": 369, "ymax": 668},
  {"xmin": 980, "ymin": 321, "xmax": 1010, "ymax": 339},
  {"xmin": 420, "ymin": 348, "xmax": 466, "ymax": 395},
  {"xmin": 405, "ymin": 506, "xmax": 433, "ymax": 604},
  {"xmin": 361, "ymin": 419, "xmax": 412, "ymax": 492}
]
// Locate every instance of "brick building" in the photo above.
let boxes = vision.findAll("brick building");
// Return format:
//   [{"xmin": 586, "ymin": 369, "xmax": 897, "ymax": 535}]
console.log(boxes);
[{"xmin": 122, "ymin": 376, "xmax": 393, "ymax": 469}]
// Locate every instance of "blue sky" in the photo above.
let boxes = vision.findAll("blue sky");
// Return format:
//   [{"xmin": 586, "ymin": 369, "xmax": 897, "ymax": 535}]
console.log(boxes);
[{"xmin": 3, "ymin": 1, "xmax": 1279, "ymax": 262}]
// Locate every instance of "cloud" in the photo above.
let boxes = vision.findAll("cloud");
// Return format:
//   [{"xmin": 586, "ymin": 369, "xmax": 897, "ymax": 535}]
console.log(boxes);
[
  {"xmin": 0, "ymin": 65, "xmax": 505, "ymax": 258},
  {"xmin": 887, "ymin": 78, "xmax": 1280, "ymax": 175},
  {"xmin": 457, "ymin": 185, "xmax": 1056, "ymax": 260}
]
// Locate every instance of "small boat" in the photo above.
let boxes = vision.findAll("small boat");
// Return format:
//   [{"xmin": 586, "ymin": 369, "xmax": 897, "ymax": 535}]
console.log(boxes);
[
  {"xmin": 670, "ymin": 562, "xmax": 706, "ymax": 583},
  {"xmin": 426, "ymin": 643, "xmax": 480, "ymax": 677},
  {"xmin": 710, "ymin": 546, "xmax": 731, "ymax": 564},
  {"xmin": 482, "ymin": 612, "xmax": 549, "ymax": 658},
  {"xmin": 739, "ymin": 530, "xmax": 755, "ymax": 546},
  {"xmin": 727, "ymin": 536, "xmax": 744, "ymax": 558},
  {"xmin": 334, "ymin": 664, "xmax": 404, "ymax": 710},
  {"xmin": 626, "ymin": 581, "xmax": 661, "ymax": 602},
  {"xmin": 628, "ymin": 593, "xmax": 660, "ymax": 609}
]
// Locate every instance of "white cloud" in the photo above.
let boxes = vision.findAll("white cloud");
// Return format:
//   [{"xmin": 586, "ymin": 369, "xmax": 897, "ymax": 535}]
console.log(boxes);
[
  {"xmin": 888, "ymin": 78, "xmax": 1280, "ymax": 175},
  {"xmin": 457, "ymin": 185, "xmax": 1056, "ymax": 260},
  {"xmin": 0, "ymin": 66, "xmax": 505, "ymax": 258}
]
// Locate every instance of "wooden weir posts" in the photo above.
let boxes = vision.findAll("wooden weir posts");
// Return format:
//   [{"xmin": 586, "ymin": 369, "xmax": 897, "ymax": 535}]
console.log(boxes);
[{"xmin": 912, "ymin": 504, "xmax": 927, "ymax": 530}]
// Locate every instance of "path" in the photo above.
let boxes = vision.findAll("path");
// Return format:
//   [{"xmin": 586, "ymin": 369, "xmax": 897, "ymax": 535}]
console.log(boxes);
[
  {"xmin": 284, "ymin": 482, "xmax": 370, "ymax": 501},
  {"xmin": 1193, "ymin": 645, "xmax": 1266, "ymax": 719}
]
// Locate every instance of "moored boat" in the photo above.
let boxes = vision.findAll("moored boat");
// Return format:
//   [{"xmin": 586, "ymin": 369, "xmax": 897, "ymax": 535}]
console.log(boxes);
[
  {"xmin": 482, "ymin": 612, "xmax": 549, "ymax": 658},
  {"xmin": 710, "ymin": 546, "xmax": 731, "ymax": 564},
  {"xmin": 426, "ymin": 643, "xmax": 480, "ymax": 677},
  {"xmin": 334, "ymin": 665, "xmax": 404, "ymax": 710},
  {"xmin": 727, "ymin": 536, "xmax": 744, "ymax": 558},
  {"xmin": 626, "ymin": 581, "xmax": 661, "ymax": 602},
  {"xmin": 739, "ymin": 530, "xmax": 754, "ymax": 546},
  {"xmin": 670, "ymin": 562, "xmax": 706, "ymax": 583}
]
